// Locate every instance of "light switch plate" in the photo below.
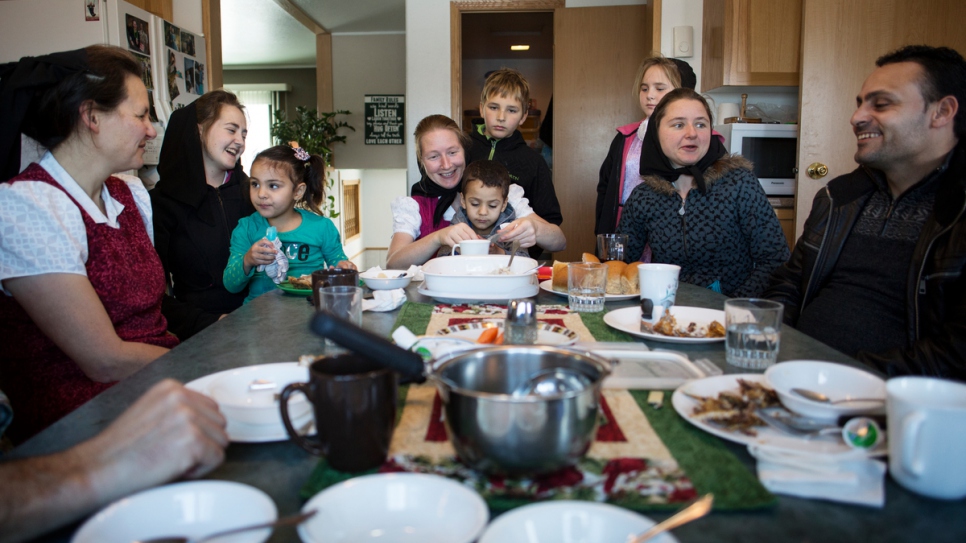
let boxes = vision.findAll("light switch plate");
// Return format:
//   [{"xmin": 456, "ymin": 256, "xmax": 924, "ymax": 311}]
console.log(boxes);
[{"xmin": 673, "ymin": 25, "xmax": 693, "ymax": 58}]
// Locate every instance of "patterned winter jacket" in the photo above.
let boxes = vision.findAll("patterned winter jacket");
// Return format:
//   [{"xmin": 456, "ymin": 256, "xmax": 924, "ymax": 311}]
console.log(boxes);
[{"xmin": 617, "ymin": 154, "xmax": 790, "ymax": 297}]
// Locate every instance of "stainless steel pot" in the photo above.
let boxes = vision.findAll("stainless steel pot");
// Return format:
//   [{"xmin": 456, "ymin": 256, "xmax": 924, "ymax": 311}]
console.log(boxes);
[
  {"xmin": 310, "ymin": 312, "xmax": 612, "ymax": 475},
  {"xmin": 434, "ymin": 346, "xmax": 611, "ymax": 475}
]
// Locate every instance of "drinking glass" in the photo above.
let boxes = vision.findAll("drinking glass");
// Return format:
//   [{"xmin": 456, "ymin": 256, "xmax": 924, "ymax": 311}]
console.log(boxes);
[
  {"xmin": 318, "ymin": 286, "xmax": 363, "ymax": 352},
  {"xmin": 596, "ymin": 233, "xmax": 628, "ymax": 262},
  {"xmin": 568, "ymin": 262, "xmax": 607, "ymax": 313},
  {"xmin": 724, "ymin": 298, "xmax": 783, "ymax": 369}
]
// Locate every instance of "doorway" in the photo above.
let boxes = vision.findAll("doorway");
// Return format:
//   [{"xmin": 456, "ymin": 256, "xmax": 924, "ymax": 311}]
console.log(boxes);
[{"xmin": 458, "ymin": 11, "xmax": 554, "ymax": 151}]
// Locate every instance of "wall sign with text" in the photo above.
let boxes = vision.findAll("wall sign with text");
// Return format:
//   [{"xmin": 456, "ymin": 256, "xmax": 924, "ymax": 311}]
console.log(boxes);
[{"xmin": 364, "ymin": 95, "xmax": 405, "ymax": 145}]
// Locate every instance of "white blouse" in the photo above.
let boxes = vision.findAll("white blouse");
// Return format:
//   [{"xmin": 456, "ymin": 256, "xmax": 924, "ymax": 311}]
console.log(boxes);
[
  {"xmin": 0, "ymin": 152, "xmax": 153, "ymax": 295},
  {"xmin": 390, "ymin": 183, "xmax": 534, "ymax": 240}
]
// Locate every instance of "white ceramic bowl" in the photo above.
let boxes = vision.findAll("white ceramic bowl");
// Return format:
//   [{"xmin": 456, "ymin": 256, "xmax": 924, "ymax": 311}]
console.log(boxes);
[
  {"xmin": 360, "ymin": 269, "xmax": 413, "ymax": 290},
  {"xmin": 209, "ymin": 364, "xmax": 311, "ymax": 425},
  {"xmin": 298, "ymin": 473, "xmax": 488, "ymax": 543},
  {"xmin": 478, "ymin": 500, "xmax": 677, "ymax": 543},
  {"xmin": 422, "ymin": 255, "xmax": 538, "ymax": 294},
  {"xmin": 73, "ymin": 481, "xmax": 277, "ymax": 543},
  {"xmin": 765, "ymin": 360, "xmax": 886, "ymax": 421}
]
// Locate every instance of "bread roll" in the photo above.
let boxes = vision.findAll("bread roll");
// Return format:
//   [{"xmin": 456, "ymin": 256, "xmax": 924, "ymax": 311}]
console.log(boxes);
[
  {"xmin": 582, "ymin": 253, "xmax": 600, "ymax": 263},
  {"xmin": 551, "ymin": 261, "xmax": 569, "ymax": 292},
  {"xmin": 621, "ymin": 262, "xmax": 640, "ymax": 294},
  {"xmin": 604, "ymin": 261, "xmax": 626, "ymax": 294}
]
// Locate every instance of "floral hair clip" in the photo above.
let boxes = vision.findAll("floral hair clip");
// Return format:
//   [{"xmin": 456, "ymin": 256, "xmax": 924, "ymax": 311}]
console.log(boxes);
[{"xmin": 289, "ymin": 141, "xmax": 310, "ymax": 162}]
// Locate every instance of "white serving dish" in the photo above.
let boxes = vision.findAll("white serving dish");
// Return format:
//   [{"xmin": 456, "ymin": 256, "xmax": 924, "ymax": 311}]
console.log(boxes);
[
  {"xmin": 478, "ymin": 500, "xmax": 676, "ymax": 543},
  {"xmin": 207, "ymin": 363, "xmax": 311, "ymax": 425},
  {"xmin": 421, "ymin": 255, "xmax": 538, "ymax": 295},
  {"xmin": 359, "ymin": 269, "xmax": 413, "ymax": 290},
  {"xmin": 764, "ymin": 360, "xmax": 886, "ymax": 421},
  {"xmin": 73, "ymin": 481, "xmax": 276, "ymax": 543},
  {"xmin": 299, "ymin": 473, "xmax": 488, "ymax": 543}
]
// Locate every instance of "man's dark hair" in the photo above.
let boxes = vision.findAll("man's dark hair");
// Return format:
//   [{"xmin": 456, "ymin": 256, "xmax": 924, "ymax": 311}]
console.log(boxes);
[{"xmin": 877, "ymin": 45, "xmax": 966, "ymax": 138}]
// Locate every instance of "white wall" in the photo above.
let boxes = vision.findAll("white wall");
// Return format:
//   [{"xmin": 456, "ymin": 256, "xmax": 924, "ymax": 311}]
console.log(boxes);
[
  {"xmin": 660, "ymin": 0, "xmax": 798, "ymax": 122},
  {"xmin": 332, "ymin": 33, "xmax": 408, "ymax": 169}
]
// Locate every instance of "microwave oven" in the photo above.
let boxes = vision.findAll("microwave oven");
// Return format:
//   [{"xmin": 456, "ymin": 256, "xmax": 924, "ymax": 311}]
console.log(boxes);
[{"xmin": 713, "ymin": 123, "xmax": 798, "ymax": 197}]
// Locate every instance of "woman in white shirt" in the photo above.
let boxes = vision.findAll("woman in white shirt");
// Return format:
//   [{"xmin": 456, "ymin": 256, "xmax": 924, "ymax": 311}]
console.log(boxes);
[{"xmin": 0, "ymin": 45, "xmax": 177, "ymax": 443}]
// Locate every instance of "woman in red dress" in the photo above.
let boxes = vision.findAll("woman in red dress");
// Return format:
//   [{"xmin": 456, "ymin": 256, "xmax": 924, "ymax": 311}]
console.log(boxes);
[{"xmin": 0, "ymin": 45, "xmax": 178, "ymax": 443}]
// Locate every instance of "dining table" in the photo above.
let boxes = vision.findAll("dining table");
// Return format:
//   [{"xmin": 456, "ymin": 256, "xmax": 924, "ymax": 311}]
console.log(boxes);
[{"xmin": 11, "ymin": 282, "xmax": 966, "ymax": 543}]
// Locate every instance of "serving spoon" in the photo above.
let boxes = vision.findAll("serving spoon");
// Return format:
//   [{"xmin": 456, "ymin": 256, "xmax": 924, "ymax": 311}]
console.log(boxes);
[
  {"xmin": 629, "ymin": 493, "xmax": 713, "ymax": 543},
  {"xmin": 792, "ymin": 388, "xmax": 884, "ymax": 405},
  {"xmin": 134, "ymin": 509, "xmax": 317, "ymax": 543}
]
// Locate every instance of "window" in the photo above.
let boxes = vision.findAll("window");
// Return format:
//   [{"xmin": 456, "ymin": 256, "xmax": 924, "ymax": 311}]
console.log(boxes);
[{"xmin": 223, "ymin": 84, "xmax": 289, "ymax": 174}]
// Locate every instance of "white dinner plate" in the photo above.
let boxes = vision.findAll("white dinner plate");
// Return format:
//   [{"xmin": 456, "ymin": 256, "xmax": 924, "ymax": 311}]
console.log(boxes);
[
  {"xmin": 417, "ymin": 283, "xmax": 539, "ymax": 304},
  {"xmin": 603, "ymin": 306, "xmax": 726, "ymax": 344},
  {"xmin": 186, "ymin": 362, "xmax": 315, "ymax": 443},
  {"xmin": 672, "ymin": 374, "xmax": 864, "ymax": 455},
  {"xmin": 539, "ymin": 279, "xmax": 639, "ymax": 301},
  {"xmin": 435, "ymin": 320, "xmax": 579, "ymax": 346},
  {"xmin": 73, "ymin": 481, "xmax": 276, "ymax": 543},
  {"xmin": 299, "ymin": 473, "xmax": 488, "ymax": 543},
  {"xmin": 479, "ymin": 500, "xmax": 676, "ymax": 543}
]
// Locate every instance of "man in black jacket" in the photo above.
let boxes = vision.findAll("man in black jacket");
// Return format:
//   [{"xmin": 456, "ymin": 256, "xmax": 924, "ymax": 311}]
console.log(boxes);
[{"xmin": 765, "ymin": 45, "xmax": 966, "ymax": 381}]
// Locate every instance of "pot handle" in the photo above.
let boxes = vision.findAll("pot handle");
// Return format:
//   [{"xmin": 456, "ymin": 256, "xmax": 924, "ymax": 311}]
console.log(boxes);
[{"xmin": 310, "ymin": 310, "xmax": 426, "ymax": 383}]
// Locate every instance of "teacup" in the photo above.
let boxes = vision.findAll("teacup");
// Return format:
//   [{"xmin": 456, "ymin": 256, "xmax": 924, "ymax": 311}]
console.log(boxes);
[
  {"xmin": 279, "ymin": 354, "xmax": 397, "ymax": 472},
  {"xmin": 455, "ymin": 239, "xmax": 490, "ymax": 256},
  {"xmin": 887, "ymin": 376, "xmax": 966, "ymax": 499},
  {"xmin": 311, "ymin": 268, "xmax": 359, "ymax": 309}
]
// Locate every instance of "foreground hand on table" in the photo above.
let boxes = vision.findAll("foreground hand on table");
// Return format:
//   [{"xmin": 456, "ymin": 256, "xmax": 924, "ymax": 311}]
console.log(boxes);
[{"xmin": 0, "ymin": 379, "xmax": 229, "ymax": 543}]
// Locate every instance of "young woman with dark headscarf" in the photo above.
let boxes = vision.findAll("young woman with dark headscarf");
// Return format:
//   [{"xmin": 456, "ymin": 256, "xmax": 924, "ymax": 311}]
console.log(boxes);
[
  {"xmin": 617, "ymin": 88, "xmax": 789, "ymax": 297},
  {"xmin": 150, "ymin": 90, "xmax": 252, "ymax": 340},
  {"xmin": 0, "ymin": 46, "xmax": 178, "ymax": 443}
]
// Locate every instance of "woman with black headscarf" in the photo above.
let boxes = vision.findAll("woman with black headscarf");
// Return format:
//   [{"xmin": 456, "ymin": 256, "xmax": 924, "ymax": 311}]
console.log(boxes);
[
  {"xmin": 617, "ymin": 88, "xmax": 789, "ymax": 298},
  {"xmin": 150, "ymin": 90, "xmax": 252, "ymax": 340},
  {"xmin": 0, "ymin": 46, "xmax": 178, "ymax": 442}
]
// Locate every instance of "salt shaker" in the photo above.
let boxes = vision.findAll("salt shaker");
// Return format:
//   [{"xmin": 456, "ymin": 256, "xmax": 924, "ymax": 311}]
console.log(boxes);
[{"xmin": 505, "ymin": 299, "xmax": 538, "ymax": 345}]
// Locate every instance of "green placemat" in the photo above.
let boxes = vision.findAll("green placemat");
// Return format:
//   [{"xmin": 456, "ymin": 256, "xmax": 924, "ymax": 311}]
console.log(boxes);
[{"xmin": 300, "ymin": 301, "xmax": 775, "ymax": 511}]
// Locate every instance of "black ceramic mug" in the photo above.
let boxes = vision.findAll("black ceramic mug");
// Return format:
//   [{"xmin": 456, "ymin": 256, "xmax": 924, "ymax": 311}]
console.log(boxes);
[
  {"xmin": 310, "ymin": 268, "xmax": 359, "ymax": 309},
  {"xmin": 279, "ymin": 354, "xmax": 397, "ymax": 472}
]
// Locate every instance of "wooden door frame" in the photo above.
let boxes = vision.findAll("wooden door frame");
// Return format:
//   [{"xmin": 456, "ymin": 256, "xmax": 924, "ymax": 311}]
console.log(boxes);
[{"xmin": 450, "ymin": 0, "xmax": 661, "ymax": 121}]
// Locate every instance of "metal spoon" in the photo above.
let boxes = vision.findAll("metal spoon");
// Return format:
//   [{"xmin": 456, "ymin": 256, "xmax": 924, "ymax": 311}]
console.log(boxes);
[
  {"xmin": 134, "ymin": 509, "xmax": 317, "ymax": 543},
  {"xmin": 506, "ymin": 240, "xmax": 521, "ymax": 268},
  {"xmin": 629, "ymin": 493, "xmax": 713, "ymax": 543},
  {"xmin": 792, "ymin": 388, "xmax": 884, "ymax": 405}
]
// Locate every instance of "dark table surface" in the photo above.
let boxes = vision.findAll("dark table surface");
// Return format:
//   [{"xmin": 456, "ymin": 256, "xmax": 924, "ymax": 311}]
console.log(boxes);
[{"xmin": 14, "ymin": 283, "xmax": 965, "ymax": 542}]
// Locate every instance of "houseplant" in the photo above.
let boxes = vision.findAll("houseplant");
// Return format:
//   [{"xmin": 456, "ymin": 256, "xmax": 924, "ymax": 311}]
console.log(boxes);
[{"xmin": 270, "ymin": 106, "xmax": 355, "ymax": 218}]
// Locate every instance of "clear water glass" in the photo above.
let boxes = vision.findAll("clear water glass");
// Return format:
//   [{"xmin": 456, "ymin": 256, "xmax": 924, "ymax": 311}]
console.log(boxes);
[
  {"xmin": 725, "ymin": 298, "xmax": 783, "ymax": 369},
  {"xmin": 568, "ymin": 262, "xmax": 607, "ymax": 313}
]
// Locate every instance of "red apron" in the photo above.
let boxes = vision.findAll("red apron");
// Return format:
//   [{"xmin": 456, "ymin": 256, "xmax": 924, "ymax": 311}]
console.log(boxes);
[{"xmin": 0, "ymin": 164, "xmax": 178, "ymax": 444}]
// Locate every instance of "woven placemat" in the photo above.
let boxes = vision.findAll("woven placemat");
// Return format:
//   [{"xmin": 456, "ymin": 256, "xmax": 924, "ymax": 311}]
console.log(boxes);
[{"xmin": 301, "ymin": 301, "xmax": 775, "ymax": 511}]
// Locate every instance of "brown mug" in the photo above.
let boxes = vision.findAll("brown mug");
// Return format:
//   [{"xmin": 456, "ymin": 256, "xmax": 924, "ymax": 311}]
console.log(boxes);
[
  {"xmin": 311, "ymin": 268, "xmax": 359, "ymax": 309},
  {"xmin": 279, "ymin": 354, "xmax": 397, "ymax": 472}
]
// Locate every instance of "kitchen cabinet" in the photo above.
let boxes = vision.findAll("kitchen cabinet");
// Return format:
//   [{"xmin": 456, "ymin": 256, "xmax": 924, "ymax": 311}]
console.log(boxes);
[{"xmin": 701, "ymin": 0, "xmax": 802, "ymax": 89}]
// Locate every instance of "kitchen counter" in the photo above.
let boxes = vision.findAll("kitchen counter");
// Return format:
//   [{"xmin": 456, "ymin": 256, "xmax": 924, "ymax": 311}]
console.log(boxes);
[{"xmin": 13, "ymin": 283, "xmax": 965, "ymax": 542}]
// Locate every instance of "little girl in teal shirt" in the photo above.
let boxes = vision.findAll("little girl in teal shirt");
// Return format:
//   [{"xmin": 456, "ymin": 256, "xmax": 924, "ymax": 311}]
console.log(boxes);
[{"xmin": 224, "ymin": 144, "xmax": 356, "ymax": 303}]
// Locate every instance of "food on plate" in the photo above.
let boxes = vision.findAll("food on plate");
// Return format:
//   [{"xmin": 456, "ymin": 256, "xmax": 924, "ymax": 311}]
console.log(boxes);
[
  {"xmin": 687, "ymin": 379, "xmax": 781, "ymax": 436},
  {"xmin": 288, "ymin": 274, "xmax": 312, "ymax": 290},
  {"xmin": 476, "ymin": 327, "xmax": 504, "ymax": 344},
  {"xmin": 604, "ymin": 261, "xmax": 626, "ymax": 294},
  {"xmin": 621, "ymin": 263, "xmax": 639, "ymax": 294},
  {"xmin": 551, "ymin": 261, "xmax": 570, "ymax": 292},
  {"xmin": 642, "ymin": 312, "xmax": 725, "ymax": 338},
  {"xmin": 551, "ymin": 254, "xmax": 641, "ymax": 295}
]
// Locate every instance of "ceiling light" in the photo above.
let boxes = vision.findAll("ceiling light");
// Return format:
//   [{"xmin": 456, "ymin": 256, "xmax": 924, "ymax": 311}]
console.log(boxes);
[{"xmin": 511, "ymin": 45, "xmax": 530, "ymax": 51}]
